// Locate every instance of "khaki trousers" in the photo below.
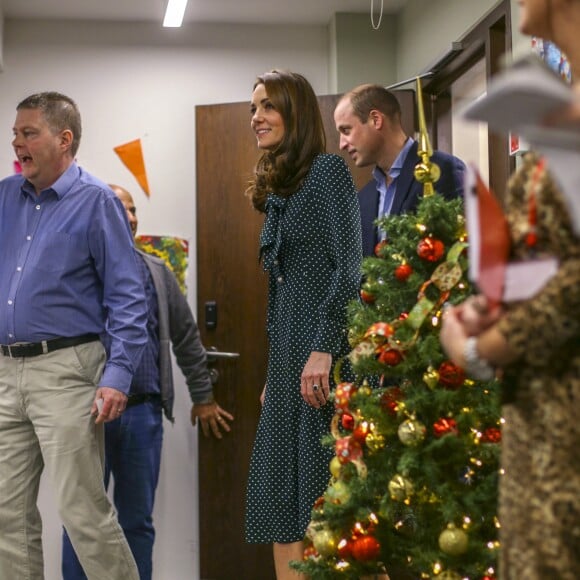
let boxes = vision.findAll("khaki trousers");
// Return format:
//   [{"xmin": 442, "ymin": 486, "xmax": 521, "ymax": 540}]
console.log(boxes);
[{"xmin": 0, "ymin": 341, "xmax": 139, "ymax": 580}]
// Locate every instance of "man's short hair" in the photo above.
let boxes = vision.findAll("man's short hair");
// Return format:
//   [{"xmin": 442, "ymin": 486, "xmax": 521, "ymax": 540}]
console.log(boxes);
[
  {"xmin": 17, "ymin": 92, "xmax": 82, "ymax": 157},
  {"xmin": 346, "ymin": 84, "xmax": 402, "ymax": 125}
]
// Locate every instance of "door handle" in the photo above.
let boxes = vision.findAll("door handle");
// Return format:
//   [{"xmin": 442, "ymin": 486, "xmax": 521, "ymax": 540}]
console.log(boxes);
[{"xmin": 205, "ymin": 346, "xmax": 240, "ymax": 360}]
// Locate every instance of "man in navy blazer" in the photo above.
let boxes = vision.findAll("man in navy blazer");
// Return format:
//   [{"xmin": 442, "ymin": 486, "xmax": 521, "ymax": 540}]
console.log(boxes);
[{"xmin": 334, "ymin": 84, "xmax": 466, "ymax": 256}]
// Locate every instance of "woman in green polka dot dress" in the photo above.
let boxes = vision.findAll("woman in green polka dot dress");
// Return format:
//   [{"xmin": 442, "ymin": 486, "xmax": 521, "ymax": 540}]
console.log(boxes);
[{"xmin": 245, "ymin": 69, "xmax": 362, "ymax": 579}]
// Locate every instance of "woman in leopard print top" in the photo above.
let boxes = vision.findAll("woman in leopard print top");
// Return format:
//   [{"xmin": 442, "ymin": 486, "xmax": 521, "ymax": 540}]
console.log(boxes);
[{"xmin": 440, "ymin": 1, "xmax": 580, "ymax": 578}]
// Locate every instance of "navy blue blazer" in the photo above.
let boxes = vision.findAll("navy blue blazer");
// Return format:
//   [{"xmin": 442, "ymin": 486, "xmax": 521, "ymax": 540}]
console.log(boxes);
[{"xmin": 358, "ymin": 140, "xmax": 466, "ymax": 256}]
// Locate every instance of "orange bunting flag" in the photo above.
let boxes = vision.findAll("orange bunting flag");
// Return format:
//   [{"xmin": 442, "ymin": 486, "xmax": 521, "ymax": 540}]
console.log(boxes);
[{"xmin": 113, "ymin": 139, "xmax": 150, "ymax": 197}]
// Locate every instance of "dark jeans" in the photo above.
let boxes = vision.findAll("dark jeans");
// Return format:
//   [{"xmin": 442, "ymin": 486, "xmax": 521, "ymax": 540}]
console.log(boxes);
[{"xmin": 62, "ymin": 400, "xmax": 164, "ymax": 580}]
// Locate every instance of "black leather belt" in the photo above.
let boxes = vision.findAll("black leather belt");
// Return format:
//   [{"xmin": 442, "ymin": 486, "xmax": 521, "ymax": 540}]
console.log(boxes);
[
  {"xmin": 0, "ymin": 334, "xmax": 99, "ymax": 358},
  {"xmin": 126, "ymin": 393, "xmax": 161, "ymax": 408}
]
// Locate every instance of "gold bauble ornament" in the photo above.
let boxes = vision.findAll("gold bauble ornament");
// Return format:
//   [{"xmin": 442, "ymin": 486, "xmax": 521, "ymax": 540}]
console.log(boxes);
[
  {"xmin": 388, "ymin": 474, "xmax": 414, "ymax": 502},
  {"xmin": 324, "ymin": 480, "xmax": 352, "ymax": 505},
  {"xmin": 312, "ymin": 528, "xmax": 338, "ymax": 557},
  {"xmin": 398, "ymin": 418, "xmax": 426, "ymax": 446},
  {"xmin": 438, "ymin": 524, "xmax": 469, "ymax": 556},
  {"xmin": 423, "ymin": 367, "xmax": 439, "ymax": 389},
  {"xmin": 329, "ymin": 456, "xmax": 343, "ymax": 478},
  {"xmin": 414, "ymin": 161, "xmax": 441, "ymax": 185},
  {"xmin": 358, "ymin": 383, "xmax": 372, "ymax": 397},
  {"xmin": 366, "ymin": 432, "xmax": 386, "ymax": 453}
]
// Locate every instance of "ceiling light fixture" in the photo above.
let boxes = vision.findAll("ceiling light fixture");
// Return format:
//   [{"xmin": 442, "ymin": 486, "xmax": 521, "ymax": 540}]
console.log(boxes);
[{"xmin": 163, "ymin": 0, "xmax": 188, "ymax": 28}]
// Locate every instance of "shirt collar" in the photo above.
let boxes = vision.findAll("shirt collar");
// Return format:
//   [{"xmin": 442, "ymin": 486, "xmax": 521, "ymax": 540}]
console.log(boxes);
[
  {"xmin": 372, "ymin": 136, "xmax": 414, "ymax": 185},
  {"xmin": 21, "ymin": 162, "xmax": 80, "ymax": 200}
]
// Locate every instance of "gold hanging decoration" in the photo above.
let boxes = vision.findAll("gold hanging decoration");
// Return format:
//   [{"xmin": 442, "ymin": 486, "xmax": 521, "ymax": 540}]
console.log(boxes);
[{"xmin": 413, "ymin": 77, "xmax": 441, "ymax": 197}]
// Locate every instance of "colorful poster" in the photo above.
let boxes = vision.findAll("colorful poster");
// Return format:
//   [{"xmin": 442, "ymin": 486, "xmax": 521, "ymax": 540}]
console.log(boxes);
[{"xmin": 136, "ymin": 235, "xmax": 189, "ymax": 294}]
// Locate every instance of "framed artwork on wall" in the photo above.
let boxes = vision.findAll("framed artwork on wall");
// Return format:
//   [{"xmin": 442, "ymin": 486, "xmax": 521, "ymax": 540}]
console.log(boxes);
[{"xmin": 136, "ymin": 235, "xmax": 189, "ymax": 294}]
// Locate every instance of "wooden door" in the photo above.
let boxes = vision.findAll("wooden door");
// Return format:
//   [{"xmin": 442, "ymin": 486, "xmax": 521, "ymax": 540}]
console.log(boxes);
[
  {"xmin": 196, "ymin": 95, "xmax": 371, "ymax": 580},
  {"xmin": 196, "ymin": 101, "xmax": 270, "ymax": 580}
]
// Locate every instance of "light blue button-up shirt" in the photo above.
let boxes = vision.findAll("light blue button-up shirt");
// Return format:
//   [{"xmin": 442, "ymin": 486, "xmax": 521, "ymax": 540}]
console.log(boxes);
[
  {"xmin": 373, "ymin": 137, "xmax": 414, "ymax": 238},
  {"xmin": 0, "ymin": 163, "xmax": 147, "ymax": 392}
]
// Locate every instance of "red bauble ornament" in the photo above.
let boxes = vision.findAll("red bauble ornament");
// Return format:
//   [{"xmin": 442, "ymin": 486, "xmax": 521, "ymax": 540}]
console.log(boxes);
[
  {"xmin": 374, "ymin": 239, "xmax": 388, "ymax": 257},
  {"xmin": 417, "ymin": 237, "xmax": 445, "ymax": 262},
  {"xmin": 395, "ymin": 263, "xmax": 413, "ymax": 281},
  {"xmin": 377, "ymin": 347, "xmax": 403, "ymax": 366},
  {"xmin": 380, "ymin": 386, "xmax": 404, "ymax": 416},
  {"xmin": 438, "ymin": 361, "xmax": 466, "ymax": 389},
  {"xmin": 481, "ymin": 427, "xmax": 502, "ymax": 443},
  {"xmin": 337, "ymin": 538, "xmax": 353, "ymax": 559},
  {"xmin": 433, "ymin": 417, "xmax": 459, "ymax": 438},
  {"xmin": 303, "ymin": 545, "xmax": 318, "ymax": 560},
  {"xmin": 341, "ymin": 412, "xmax": 355, "ymax": 431},
  {"xmin": 351, "ymin": 535, "xmax": 381, "ymax": 561},
  {"xmin": 399, "ymin": 312, "xmax": 409, "ymax": 320},
  {"xmin": 352, "ymin": 422, "xmax": 371, "ymax": 444},
  {"xmin": 360, "ymin": 288, "xmax": 376, "ymax": 304},
  {"xmin": 335, "ymin": 382, "xmax": 356, "ymax": 411}
]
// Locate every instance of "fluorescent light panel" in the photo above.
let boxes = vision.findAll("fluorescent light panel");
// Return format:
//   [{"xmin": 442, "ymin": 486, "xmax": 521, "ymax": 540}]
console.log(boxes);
[{"xmin": 163, "ymin": 0, "xmax": 188, "ymax": 27}]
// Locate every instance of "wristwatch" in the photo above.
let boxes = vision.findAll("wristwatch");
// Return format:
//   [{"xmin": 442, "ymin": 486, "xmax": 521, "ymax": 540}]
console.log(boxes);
[{"xmin": 463, "ymin": 337, "xmax": 495, "ymax": 381}]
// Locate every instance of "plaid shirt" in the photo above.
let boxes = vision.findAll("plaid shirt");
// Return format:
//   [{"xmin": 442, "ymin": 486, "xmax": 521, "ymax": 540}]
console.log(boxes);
[{"xmin": 130, "ymin": 253, "xmax": 161, "ymax": 395}]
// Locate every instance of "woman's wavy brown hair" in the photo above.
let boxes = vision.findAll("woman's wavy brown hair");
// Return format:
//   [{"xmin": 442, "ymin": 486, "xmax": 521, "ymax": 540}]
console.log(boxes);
[{"xmin": 246, "ymin": 70, "xmax": 326, "ymax": 212}]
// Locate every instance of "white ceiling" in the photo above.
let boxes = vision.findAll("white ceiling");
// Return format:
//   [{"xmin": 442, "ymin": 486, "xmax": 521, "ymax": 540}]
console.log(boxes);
[{"xmin": 2, "ymin": 0, "xmax": 407, "ymax": 26}]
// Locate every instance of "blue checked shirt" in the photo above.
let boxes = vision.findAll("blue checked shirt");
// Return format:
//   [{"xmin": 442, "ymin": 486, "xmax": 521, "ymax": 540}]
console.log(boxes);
[
  {"xmin": 130, "ymin": 253, "xmax": 161, "ymax": 395},
  {"xmin": 0, "ymin": 163, "xmax": 147, "ymax": 393}
]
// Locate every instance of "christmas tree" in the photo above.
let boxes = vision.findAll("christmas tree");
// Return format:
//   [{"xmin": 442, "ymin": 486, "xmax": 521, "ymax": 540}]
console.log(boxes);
[{"xmin": 296, "ymin": 83, "xmax": 502, "ymax": 580}]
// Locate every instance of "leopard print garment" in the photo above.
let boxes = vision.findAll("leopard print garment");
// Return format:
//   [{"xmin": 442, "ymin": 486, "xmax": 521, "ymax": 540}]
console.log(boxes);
[{"xmin": 496, "ymin": 153, "xmax": 580, "ymax": 579}]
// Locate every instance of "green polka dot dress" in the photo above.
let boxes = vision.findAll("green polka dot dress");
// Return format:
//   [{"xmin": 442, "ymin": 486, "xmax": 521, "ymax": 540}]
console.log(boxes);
[{"xmin": 245, "ymin": 154, "xmax": 362, "ymax": 543}]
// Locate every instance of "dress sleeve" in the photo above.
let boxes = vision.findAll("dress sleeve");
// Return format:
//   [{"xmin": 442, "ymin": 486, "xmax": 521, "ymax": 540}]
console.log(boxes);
[
  {"xmin": 312, "ymin": 155, "xmax": 363, "ymax": 355},
  {"xmin": 497, "ymin": 255, "xmax": 580, "ymax": 367}
]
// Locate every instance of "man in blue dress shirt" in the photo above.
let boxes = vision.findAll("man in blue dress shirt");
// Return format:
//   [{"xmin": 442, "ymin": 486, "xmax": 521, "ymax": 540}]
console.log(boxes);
[
  {"xmin": 334, "ymin": 84, "xmax": 465, "ymax": 257},
  {"xmin": 62, "ymin": 184, "xmax": 234, "ymax": 580},
  {"xmin": 0, "ymin": 92, "xmax": 147, "ymax": 579}
]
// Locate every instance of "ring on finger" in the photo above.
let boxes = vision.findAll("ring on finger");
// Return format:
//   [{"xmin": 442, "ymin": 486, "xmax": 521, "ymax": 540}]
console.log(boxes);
[{"xmin": 312, "ymin": 384, "xmax": 319, "ymax": 392}]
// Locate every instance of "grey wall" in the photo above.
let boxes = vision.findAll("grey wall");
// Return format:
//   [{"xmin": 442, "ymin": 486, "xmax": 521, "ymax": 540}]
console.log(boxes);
[
  {"xmin": 396, "ymin": 0, "xmax": 499, "ymax": 79},
  {"xmin": 332, "ymin": 12, "xmax": 397, "ymax": 92}
]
